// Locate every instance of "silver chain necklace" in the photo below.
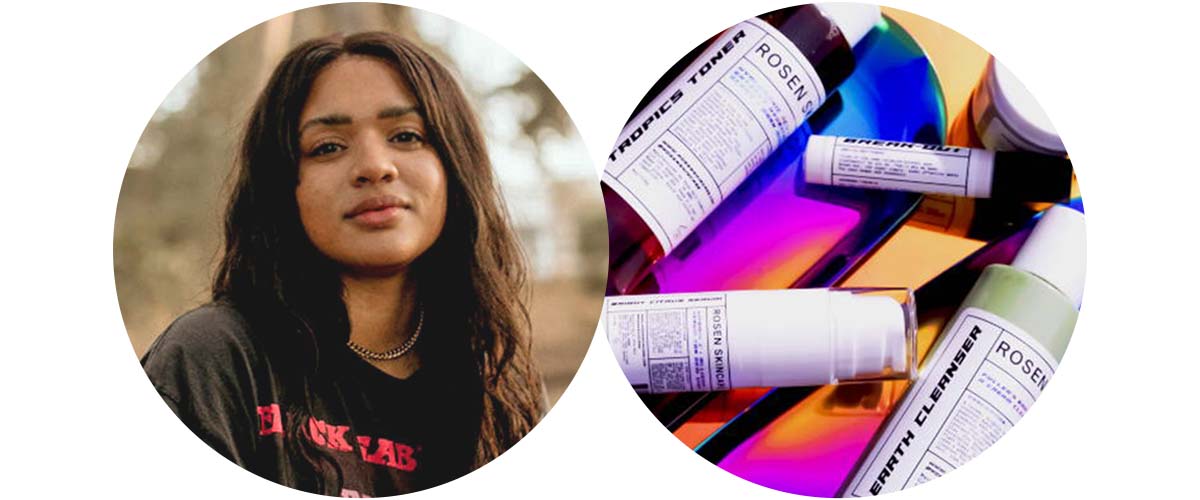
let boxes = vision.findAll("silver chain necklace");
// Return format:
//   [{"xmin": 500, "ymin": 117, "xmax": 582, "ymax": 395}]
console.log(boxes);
[{"xmin": 346, "ymin": 305, "xmax": 424, "ymax": 361}]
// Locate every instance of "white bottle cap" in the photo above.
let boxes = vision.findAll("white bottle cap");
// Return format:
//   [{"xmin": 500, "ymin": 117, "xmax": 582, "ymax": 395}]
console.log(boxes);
[
  {"xmin": 1011, "ymin": 205, "xmax": 1086, "ymax": 309},
  {"xmin": 803, "ymin": 134, "xmax": 836, "ymax": 185},
  {"xmin": 817, "ymin": 3, "xmax": 881, "ymax": 49},
  {"xmin": 830, "ymin": 292, "xmax": 910, "ymax": 382},
  {"xmin": 984, "ymin": 57, "xmax": 1066, "ymax": 154}
]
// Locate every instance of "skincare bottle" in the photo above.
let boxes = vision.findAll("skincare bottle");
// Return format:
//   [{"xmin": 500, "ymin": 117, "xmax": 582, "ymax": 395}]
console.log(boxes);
[
  {"xmin": 912, "ymin": 56, "xmax": 1072, "ymax": 242},
  {"xmin": 683, "ymin": 213, "xmax": 1051, "ymax": 496},
  {"xmin": 604, "ymin": 288, "xmax": 917, "ymax": 394},
  {"xmin": 604, "ymin": 4, "xmax": 881, "ymax": 294},
  {"xmin": 841, "ymin": 205, "xmax": 1084, "ymax": 496},
  {"xmin": 952, "ymin": 56, "xmax": 1066, "ymax": 155},
  {"xmin": 803, "ymin": 135, "xmax": 1072, "ymax": 201}
]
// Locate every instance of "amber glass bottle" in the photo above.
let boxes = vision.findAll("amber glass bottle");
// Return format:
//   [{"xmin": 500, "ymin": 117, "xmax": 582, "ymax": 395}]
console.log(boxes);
[{"xmin": 603, "ymin": 4, "xmax": 878, "ymax": 294}]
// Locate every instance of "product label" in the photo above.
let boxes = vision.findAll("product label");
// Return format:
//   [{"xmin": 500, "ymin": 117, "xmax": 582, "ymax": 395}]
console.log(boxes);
[
  {"xmin": 843, "ymin": 307, "xmax": 1058, "ymax": 496},
  {"xmin": 603, "ymin": 18, "xmax": 826, "ymax": 253},
  {"xmin": 806, "ymin": 137, "xmax": 995, "ymax": 197},
  {"xmin": 605, "ymin": 289, "xmax": 851, "ymax": 393},
  {"xmin": 605, "ymin": 293, "xmax": 733, "ymax": 393}
]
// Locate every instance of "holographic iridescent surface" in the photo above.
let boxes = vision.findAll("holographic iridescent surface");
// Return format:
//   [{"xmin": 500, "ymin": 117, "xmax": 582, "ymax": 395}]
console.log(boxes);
[
  {"xmin": 715, "ymin": 198, "xmax": 1082, "ymax": 497},
  {"xmin": 671, "ymin": 15, "xmax": 950, "ymax": 496},
  {"xmin": 648, "ymin": 15, "xmax": 945, "ymax": 295}
]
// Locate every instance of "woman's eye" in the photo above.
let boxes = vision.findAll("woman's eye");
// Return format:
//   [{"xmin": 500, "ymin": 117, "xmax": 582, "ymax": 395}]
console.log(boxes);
[
  {"xmin": 390, "ymin": 131, "xmax": 425, "ymax": 144},
  {"xmin": 308, "ymin": 142, "xmax": 344, "ymax": 157}
]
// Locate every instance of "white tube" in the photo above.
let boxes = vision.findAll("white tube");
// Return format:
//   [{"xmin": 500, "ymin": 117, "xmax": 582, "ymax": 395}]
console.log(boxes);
[
  {"xmin": 603, "ymin": 288, "xmax": 916, "ymax": 394},
  {"xmin": 804, "ymin": 135, "xmax": 996, "ymax": 197}
]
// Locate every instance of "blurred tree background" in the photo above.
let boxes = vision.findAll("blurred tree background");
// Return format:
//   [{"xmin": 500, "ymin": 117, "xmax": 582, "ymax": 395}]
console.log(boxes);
[{"xmin": 113, "ymin": 3, "xmax": 606, "ymax": 404}]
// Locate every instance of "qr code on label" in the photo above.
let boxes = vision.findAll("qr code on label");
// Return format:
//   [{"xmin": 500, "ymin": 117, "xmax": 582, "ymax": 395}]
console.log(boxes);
[{"xmin": 650, "ymin": 360, "xmax": 688, "ymax": 392}]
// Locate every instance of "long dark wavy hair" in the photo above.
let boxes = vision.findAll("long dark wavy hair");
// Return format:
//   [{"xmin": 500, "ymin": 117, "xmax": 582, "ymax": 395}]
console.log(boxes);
[{"xmin": 211, "ymin": 31, "xmax": 545, "ymax": 491}]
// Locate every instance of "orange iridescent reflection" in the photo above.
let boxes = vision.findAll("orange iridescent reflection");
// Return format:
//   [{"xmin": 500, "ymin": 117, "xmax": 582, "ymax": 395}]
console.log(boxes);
[{"xmin": 713, "ymin": 288, "xmax": 958, "ymax": 496}]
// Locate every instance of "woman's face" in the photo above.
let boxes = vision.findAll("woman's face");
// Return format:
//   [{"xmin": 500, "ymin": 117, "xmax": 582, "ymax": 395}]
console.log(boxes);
[{"xmin": 296, "ymin": 56, "xmax": 448, "ymax": 275}]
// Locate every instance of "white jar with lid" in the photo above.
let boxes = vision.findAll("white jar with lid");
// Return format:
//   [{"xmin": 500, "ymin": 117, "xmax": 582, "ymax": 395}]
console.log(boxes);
[{"xmin": 970, "ymin": 56, "xmax": 1066, "ymax": 155}]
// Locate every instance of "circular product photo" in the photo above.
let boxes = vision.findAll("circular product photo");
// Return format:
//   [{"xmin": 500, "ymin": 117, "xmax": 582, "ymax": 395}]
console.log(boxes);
[{"xmin": 600, "ymin": 3, "xmax": 1084, "ymax": 496}]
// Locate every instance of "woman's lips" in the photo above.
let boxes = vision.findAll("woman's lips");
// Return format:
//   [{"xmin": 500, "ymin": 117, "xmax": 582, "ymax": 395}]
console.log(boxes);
[
  {"xmin": 349, "ymin": 206, "xmax": 402, "ymax": 227},
  {"xmin": 345, "ymin": 195, "xmax": 409, "ymax": 228}
]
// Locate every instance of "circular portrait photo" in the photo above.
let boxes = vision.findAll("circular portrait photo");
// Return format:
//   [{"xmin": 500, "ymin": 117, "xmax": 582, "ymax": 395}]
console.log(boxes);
[
  {"xmin": 114, "ymin": 3, "xmax": 604, "ymax": 496},
  {"xmin": 600, "ymin": 2, "xmax": 1083, "ymax": 496}
]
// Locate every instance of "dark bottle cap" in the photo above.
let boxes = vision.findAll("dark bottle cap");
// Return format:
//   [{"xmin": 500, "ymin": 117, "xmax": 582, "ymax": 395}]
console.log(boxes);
[{"xmin": 991, "ymin": 151, "xmax": 1073, "ymax": 201}]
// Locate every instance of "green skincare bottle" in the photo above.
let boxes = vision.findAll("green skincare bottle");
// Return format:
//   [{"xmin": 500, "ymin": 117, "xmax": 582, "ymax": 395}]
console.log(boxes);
[{"xmin": 842, "ymin": 204, "xmax": 1085, "ymax": 496}]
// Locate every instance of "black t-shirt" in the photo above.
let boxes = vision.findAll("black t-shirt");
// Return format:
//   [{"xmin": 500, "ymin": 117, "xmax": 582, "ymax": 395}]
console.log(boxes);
[{"xmin": 141, "ymin": 303, "xmax": 478, "ymax": 497}]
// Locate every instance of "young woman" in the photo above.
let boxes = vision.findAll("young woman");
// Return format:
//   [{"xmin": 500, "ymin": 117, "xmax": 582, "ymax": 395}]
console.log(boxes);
[{"xmin": 141, "ymin": 31, "xmax": 545, "ymax": 496}]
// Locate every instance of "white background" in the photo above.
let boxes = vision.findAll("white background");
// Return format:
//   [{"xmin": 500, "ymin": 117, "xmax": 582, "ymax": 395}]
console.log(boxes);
[{"xmin": 1, "ymin": 0, "xmax": 1195, "ymax": 498}]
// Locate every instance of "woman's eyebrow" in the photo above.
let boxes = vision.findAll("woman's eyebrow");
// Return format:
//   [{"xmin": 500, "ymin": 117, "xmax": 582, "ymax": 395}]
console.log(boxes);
[
  {"xmin": 298, "ymin": 106, "xmax": 421, "ymax": 134},
  {"xmin": 377, "ymin": 105, "xmax": 421, "ymax": 120},
  {"xmin": 299, "ymin": 113, "xmax": 351, "ymax": 134}
]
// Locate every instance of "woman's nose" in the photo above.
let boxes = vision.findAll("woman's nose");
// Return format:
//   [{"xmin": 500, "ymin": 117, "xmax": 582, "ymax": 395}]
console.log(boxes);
[{"xmin": 352, "ymin": 140, "xmax": 398, "ymax": 186}]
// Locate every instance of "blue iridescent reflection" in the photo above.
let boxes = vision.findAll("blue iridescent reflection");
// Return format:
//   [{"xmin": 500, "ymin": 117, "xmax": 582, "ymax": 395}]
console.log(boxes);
[
  {"xmin": 664, "ymin": 15, "xmax": 954, "ymax": 497},
  {"xmin": 649, "ymin": 15, "xmax": 945, "ymax": 295}
]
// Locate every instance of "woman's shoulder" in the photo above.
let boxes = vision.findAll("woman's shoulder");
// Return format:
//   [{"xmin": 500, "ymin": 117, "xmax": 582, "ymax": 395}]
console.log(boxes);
[
  {"xmin": 141, "ymin": 302, "xmax": 258, "ymax": 363},
  {"xmin": 140, "ymin": 302, "xmax": 273, "ymax": 468},
  {"xmin": 140, "ymin": 302, "xmax": 271, "ymax": 405}
]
